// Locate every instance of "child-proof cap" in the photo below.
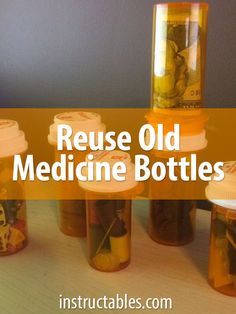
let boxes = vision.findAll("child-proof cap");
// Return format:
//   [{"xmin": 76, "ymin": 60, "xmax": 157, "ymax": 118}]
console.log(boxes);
[
  {"xmin": 177, "ymin": 130, "xmax": 207, "ymax": 152},
  {"xmin": 48, "ymin": 111, "xmax": 106, "ymax": 146},
  {"xmin": 206, "ymin": 161, "xmax": 236, "ymax": 210},
  {"xmin": 145, "ymin": 129, "xmax": 207, "ymax": 152},
  {"xmin": 0, "ymin": 120, "xmax": 28, "ymax": 158},
  {"xmin": 146, "ymin": 109, "xmax": 208, "ymax": 152},
  {"xmin": 79, "ymin": 150, "xmax": 138, "ymax": 193}
]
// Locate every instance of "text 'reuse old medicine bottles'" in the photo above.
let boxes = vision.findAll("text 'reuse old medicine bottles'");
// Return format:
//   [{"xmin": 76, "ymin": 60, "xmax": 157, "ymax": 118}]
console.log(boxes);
[
  {"xmin": 206, "ymin": 161, "xmax": 236, "ymax": 297},
  {"xmin": 151, "ymin": 3, "xmax": 209, "ymax": 109},
  {"xmin": 48, "ymin": 111, "xmax": 106, "ymax": 237},
  {"xmin": 0, "ymin": 120, "xmax": 28, "ymax": 256},
  {"xmin": 79, "ymin": 151, "xmax": 138, "ymax": 272}
]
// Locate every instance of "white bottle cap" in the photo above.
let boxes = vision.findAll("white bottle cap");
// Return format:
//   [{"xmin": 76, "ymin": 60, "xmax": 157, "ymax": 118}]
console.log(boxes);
[
  {"xmin": 178, "ymin": 130, "xmax": 208, "ymax": 152},
  {"xmin": 145, "ymin": 129, "xmax": 207, "ymax": 152},
  {"xmin": 79, "ymin": 150, "xmax": 138, "ymax": 193},
  {"xmin": 206, "ymin": 161, "xmax": 236, "ymax": 210},
  {"xmin": 0, "ymin": 120, "xmax": 28, "ymax": 158},
  {"xmin": 48, "ymin": 111, "xmax": 106, "ymax": 146}
]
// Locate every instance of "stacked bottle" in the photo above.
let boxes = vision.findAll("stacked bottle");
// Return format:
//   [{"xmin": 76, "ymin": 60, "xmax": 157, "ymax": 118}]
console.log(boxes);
[
  {"xmin": 151, "ymin": 2, "xmax": 208, "ymax": 109},
  {"xmin": 149, "ymin": 2, "xmax": 209, "ymax": 245}
]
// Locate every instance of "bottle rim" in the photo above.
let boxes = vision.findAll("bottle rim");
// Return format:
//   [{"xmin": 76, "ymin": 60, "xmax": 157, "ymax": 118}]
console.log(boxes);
[{"xmin": 154, "ymin": 2, "xmax": 209, "ymax": 9}]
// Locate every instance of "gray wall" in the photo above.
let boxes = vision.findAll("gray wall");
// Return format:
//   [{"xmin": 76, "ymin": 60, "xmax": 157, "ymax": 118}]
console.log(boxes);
[{"xmin": 0, "ymin": 0, "xmax": 235, "ymax": 108}]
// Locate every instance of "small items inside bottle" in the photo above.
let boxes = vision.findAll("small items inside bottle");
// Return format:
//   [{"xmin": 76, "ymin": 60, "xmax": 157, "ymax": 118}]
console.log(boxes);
[
  {"xmin": 87, "ymin": 199, "xmax": 131, "ymax": 272},
  {"xmin": 149, "ymin": 200, "xmax": 196, "ymax": 245},
  {"xmin": 0, "ymin": 199, "xmax": 27, "ymax": 256},
  {"xmin": 209, "ymin": 206, "xmax": 236, "ymax": 296},
  {"xmin": 0, "ymin": 158, "xmax": 27, "ymax": 256}
]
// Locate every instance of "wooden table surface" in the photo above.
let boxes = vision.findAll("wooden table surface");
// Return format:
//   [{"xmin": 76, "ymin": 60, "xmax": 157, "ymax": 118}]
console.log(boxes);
[{"xmin": 0, "ymin": 201, "xmax": 235, "ymax": 314}]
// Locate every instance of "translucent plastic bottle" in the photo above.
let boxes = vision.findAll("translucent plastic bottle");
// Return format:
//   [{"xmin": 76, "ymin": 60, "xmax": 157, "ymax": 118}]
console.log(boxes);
[
  {"xmin": 148, "ymin": 152, "xmax": 197, "ymax": 246},
  {"xmin": 54, "ymin": 149, "xmax": 87, "ymax": 237},
  {"xmin": 0, "ymin": 120, "xmax": 28, "ymax": 256},
  {"xmin": 86, "ymin": 197, "xmax": 132, "ymax": 272},
  {"xmin": 146, "ymin": 109, "xmax": 207, "ymax": 245},
  {"xmin": 151, "ymin": 3, "xmax": 209, "ymax": 109},
  {"xmin": 79, "ymin": 151, "xmax": 138, "ymax": 272},
  {"xmin": 48, "ymin": 111, "xmax": 105, "ymax": 237},
  {"xmin": 206, "ymin": 161, "xmax": 236, "ymax": 296},
  {"xmin": 148, "ymin": 199, "xmax": 196, "ymax": 246}
]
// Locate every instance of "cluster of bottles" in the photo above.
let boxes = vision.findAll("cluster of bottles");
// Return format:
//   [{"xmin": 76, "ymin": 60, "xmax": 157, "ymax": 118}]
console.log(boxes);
[
  {"xmin": 2, "ymin": 1, "xmax": 236, "ymax": 299},
  {"xmin": 49, "ymin": 112, "xmax": 136, "ymax": 273},
  {"xmin": 1, "ymin": 114, "xmax": 236, "ymax": 297}
]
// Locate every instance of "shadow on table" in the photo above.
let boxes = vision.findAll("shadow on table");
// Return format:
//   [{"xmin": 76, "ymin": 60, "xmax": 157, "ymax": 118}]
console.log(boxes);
[
  {"xmin": 133, "ymin": 199, "xmax": 149, "ymax": 230},
  {"xmin": 133, "ymin": 202, "xmax": 210, "ymax": 279},
  {"xmin": 78, "ymin": 237, "xmax": 87, "ymax": 258}
]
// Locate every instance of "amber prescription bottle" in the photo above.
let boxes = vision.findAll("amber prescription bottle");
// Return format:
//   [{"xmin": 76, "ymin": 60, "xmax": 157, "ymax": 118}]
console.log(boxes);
[
  {"xmin": 206, "ymin": 161, "xmax": 236, "ymax": 297},
  {"xmin": 48, "ymin": 111, "xmax": 105, "ymax": 237},
  {"xmin": 0, "ymin": 120, "xmax": 28, "ymax": 256},
  {"xmin": 147, "ymin": 109, "xmax": 207, "ymax": 245},
  {"xmin": 79, "ymin": 151, "xmax": 138, "ymax": 272},
  {"xmin": 151, "ymin": 2, "xmax": 209, "ymax": 109}
]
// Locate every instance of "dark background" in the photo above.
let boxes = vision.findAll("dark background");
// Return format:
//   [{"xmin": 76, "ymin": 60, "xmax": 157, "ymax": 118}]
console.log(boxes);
[{"xmin": 0, "ymin": 0, "xmax": 235, "ymax": 108}]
